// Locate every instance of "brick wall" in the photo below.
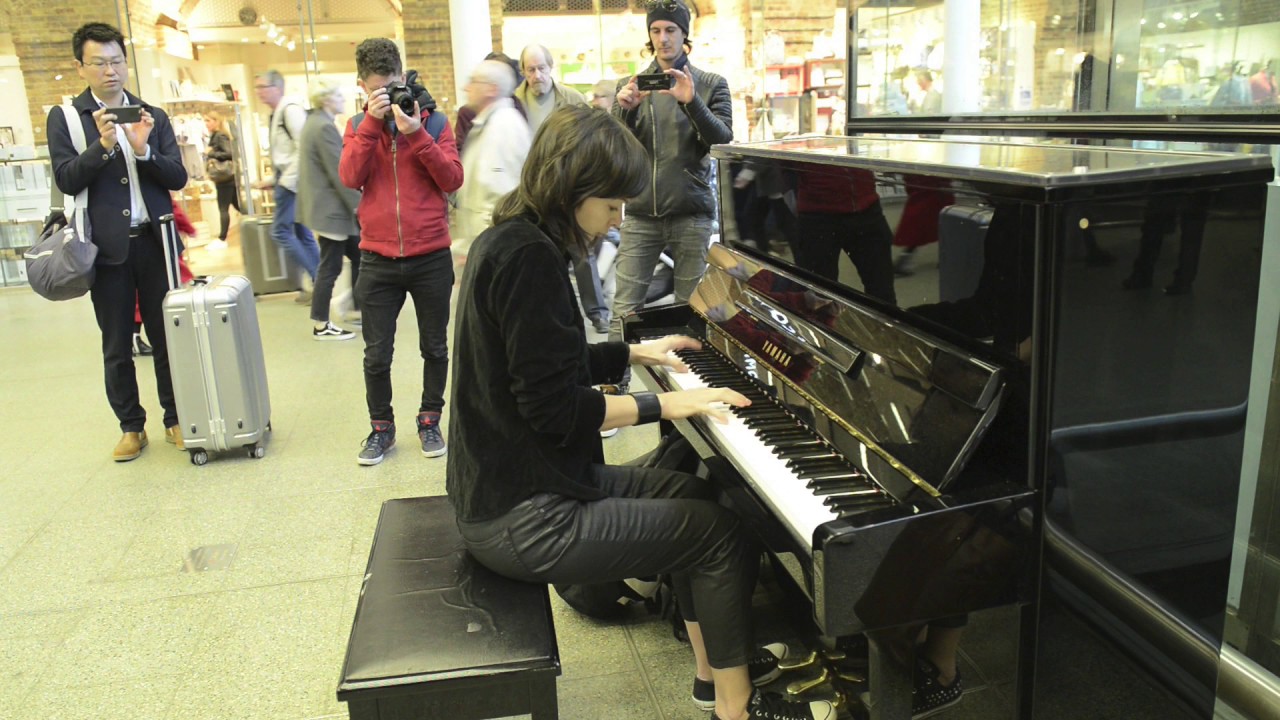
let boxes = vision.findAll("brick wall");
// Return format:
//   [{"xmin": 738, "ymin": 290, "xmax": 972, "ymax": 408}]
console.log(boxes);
[
  {"xmin": 11, "ymin": 0, "xmax": 123, "ymax": 144},
  {"xmin": 760, "ymin": 0, "xmax": 838, "ymax": 60},
  {"xmin": 401, "ymin": 0, "xmax": 458, "ymax": 113}
]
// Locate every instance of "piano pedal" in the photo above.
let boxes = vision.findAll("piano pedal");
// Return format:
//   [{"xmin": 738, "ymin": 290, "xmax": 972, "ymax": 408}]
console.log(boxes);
[
  {"xmin": 821, "ymin": 649, "xmax": 847, "ymax": 663},
  {"xmin": 777, "ymin": 649, "xmax": 819, "ymax": 672},
  {"xmin": 835, "ymin": 669, "xmax": 866, "ymax": 683},
  {"xmin": 785, "ymin": 667, "xmax": 830, "ymax": 697}
]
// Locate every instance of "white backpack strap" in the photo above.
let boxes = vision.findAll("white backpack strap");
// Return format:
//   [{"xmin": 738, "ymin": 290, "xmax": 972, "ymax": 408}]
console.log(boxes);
[{"xmin": 59, "ymin": 104, "xmax": 89, "ymax": 241}]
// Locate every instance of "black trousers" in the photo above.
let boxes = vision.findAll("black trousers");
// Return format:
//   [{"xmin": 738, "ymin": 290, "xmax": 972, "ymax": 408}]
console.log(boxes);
[
  {"xmin": 457, "ymin": 464, "xmax": 759, "ymax": 669},
  {"xmin": 215, "ymin": 181, "xmax": 241, "ymax": 242},
  {"xmin": 89, "ymin": 226, "xmax": 177, "ymax": 433},
  {"xmin": 310, "ymin": 235, "xmax": 361, "ymax": 323},
  {"xmin": 795, "ymin": 203, "xmax": 897, "ymax": 304},
  {"xmin": 356, "ymin": 249, "xmax": 453, "ymax": 423}
]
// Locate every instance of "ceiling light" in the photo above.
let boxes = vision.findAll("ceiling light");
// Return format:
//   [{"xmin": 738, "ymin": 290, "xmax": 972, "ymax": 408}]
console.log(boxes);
[
  {"xmin": 274, "ymin": 36, "xmax": 285, "ymax": 46},
  {"xmin": 1172, "ymin": 11, "xmax": 1183, "ymax": 19},
  {"xmin": 320, "ymin": 35, "xmax": 329, "ymax": 40},
  {"xmin": 286, "ymin": 40, "xmax": 296, "ymax": 51},
  {"xmin": 1157, "ymin": 21, "xmax": 1166, "ymax": 28},
  {"xmin": 55, "ymin": 74, "xmax": 63, "ymax": 80},
  {"xmin": 241, "ymin": 37, "xmax": 249, "ymax": 43},
  {"xmin": 267, "ymin": 27, "xmax": 277, "ymax": 38}
]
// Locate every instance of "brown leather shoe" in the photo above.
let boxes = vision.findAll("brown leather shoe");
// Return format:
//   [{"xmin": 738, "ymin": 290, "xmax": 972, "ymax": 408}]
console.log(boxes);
[
  {"xmin": 164, "ymin": 425, "xmax": 185, "ymax": 450},
  {"xmin": 113, "ymin": 431, "xmax": 148, "ymax": 462}
]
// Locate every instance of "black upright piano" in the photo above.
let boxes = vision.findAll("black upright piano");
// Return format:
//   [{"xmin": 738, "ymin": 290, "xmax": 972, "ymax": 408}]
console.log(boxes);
[{"xmin": 624, "ymin": 136, "xmax": 1274, "ymax": 719}]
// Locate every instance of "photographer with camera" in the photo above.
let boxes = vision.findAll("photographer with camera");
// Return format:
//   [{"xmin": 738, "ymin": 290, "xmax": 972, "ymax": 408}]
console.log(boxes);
[
  {"xmin": 609, "ymin": 0, "xmax": 732, "ymax": 347},
  {"xmin": 339, "ymin": 38, "xmax": 463, "ymax": 466}
]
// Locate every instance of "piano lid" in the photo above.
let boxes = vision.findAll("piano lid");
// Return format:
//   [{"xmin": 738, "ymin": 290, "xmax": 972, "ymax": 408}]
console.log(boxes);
[
  {"xmin": 712, "ymin": 136, "xmax": 1273, "ymax": 189},
  {"xmin": 690, "ymin": 244, "xmax": 1006, "ymax": 496}
]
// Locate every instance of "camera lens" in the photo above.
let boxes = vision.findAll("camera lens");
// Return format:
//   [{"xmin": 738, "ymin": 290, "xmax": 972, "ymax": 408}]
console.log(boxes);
[{"xmin": 386, "ymin": 83, "xmax": 415, "ymax": 114}]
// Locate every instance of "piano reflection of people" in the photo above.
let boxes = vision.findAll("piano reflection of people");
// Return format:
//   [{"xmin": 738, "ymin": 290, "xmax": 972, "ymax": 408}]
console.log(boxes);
[{"xmin": 793, "ymin": 166, "xmax": 897, "ymax": 304}]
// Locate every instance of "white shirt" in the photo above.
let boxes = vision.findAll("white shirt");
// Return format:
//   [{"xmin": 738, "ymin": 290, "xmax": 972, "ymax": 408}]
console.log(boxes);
[
  {"xmin": 456, "ymin": 99, "xmax": 532, "ymax": 244},
  {"xmin": 92, "ymin": 93, "xmax": 150, "ymax": 226}
]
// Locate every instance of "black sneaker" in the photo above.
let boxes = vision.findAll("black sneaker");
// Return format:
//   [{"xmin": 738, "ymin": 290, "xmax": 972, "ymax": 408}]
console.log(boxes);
[
  {"xmin": 133, "ymin": 334, "xmax": 153, "ymax": 357},
  {"xmin": 313, "ymin": 322, "xmax": 355, "ymax": 341},
  {"xmin": 711, "ymin": 689, "xmax": 835, "ymax": 720},
  {"xmin": 912, "ymin": 656, "xmax": 962, "ymax": 719},
  {"xmin": 358, "ymin": 421, "xmax": 395, "ymax": 466},
  {"xmin": 417, "ymin": 413, "xmax": 447, "ymax": 458},
  {"xmin": 693, "ymin": 643, "xmax": 789, "ymax": 710}
]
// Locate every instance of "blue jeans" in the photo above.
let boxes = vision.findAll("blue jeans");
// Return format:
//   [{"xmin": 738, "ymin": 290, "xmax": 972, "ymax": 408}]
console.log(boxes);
[
  {"xmin": 608, "ymin": 213, "xmax": 713, "ymax": 341},
  {"xmin": 356, "ymin": 249, "xmax": 454, "ymax": 423},
  {"xmin": 271, "ymin": 180, "xmax": 319, "ymax": 281}
]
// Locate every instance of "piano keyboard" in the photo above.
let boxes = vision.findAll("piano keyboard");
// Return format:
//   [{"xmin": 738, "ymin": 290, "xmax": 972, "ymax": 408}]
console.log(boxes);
[{"xmin": 653, "ymin": 346, "xmax": 898, "ymax": 548}]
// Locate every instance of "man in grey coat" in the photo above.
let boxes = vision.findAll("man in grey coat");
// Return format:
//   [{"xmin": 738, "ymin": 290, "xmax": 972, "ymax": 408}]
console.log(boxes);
[{"xmin": 297, "ymin": 79, "xmax": 361, "ymax": 340}]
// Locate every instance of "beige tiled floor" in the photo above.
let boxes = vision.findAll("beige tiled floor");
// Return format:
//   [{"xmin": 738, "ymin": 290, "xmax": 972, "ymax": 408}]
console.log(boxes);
[{"xmin": 0, "ymin": 237, "xmax": 1021, "ymax": 719}]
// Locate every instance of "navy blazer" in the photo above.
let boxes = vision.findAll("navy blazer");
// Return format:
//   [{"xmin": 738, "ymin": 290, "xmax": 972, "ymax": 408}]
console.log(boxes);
[{"xmin": 47, "ymin": 88, "xmax": 188, "ymax": 266}]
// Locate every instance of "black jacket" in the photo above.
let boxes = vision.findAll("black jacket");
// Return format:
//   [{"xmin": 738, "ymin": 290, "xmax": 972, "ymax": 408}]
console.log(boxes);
[
  {"xmin": 613, "ymin": 55, "xmax": 733, "ymax": 218},
  {"xmin": 446, "ymin": 217, "xmax": 631, "ymax": 522},
  {"xmin": 47, "ymin": 88, "xmax": 188, "ymax": 265}
]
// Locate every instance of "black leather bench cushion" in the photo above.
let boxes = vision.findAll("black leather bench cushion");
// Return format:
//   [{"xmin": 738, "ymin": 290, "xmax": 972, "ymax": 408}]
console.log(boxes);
[{"xmin": 338, "ymin": 496, "xmax": 560, "ymax": 700}]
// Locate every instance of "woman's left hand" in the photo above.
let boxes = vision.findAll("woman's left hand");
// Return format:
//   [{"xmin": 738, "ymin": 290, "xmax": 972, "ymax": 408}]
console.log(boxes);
[{"xmin": 629, "ymin": 334, "xmax": 702, "ymax": 373}]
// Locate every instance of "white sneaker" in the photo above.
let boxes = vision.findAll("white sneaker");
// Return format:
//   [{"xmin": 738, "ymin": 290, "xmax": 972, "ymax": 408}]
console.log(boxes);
[
  {"xmin": 601, "ymin": 427, "xmax": 619, "ymax": 438},
  {"xmin": 313, "ymin": 322, "xmax": 355, "ymax": 341}
]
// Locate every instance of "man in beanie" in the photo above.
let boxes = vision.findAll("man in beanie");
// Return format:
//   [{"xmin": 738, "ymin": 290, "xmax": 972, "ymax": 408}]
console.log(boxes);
[{"xmin": 609, "ymin": 0, "xmax": 732, "ymax": 343}]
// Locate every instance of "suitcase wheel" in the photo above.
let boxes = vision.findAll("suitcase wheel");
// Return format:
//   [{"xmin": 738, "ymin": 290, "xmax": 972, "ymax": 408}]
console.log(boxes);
[
  {"xmin": 190, "ymin": 449, "xmax": 209, "ymax": 466},
  {"xmin": 247, "ymin": 444, "xmax": 265, "ymax": 459}
]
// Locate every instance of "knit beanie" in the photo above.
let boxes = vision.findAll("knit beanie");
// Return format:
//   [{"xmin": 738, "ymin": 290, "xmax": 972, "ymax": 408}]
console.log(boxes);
[{"xmin": 647, "ymin": 0, "xmax": 691, "ymax": 37}]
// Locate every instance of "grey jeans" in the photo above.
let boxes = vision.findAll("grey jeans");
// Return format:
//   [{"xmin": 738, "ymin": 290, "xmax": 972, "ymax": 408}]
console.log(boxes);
[
  {"xmin": 608, "ymin": 213, "xmax": 714, "ymax": 341},
  {"xmin": 457, "ymin": 463, "xmax": 758, "ymax": 668}
]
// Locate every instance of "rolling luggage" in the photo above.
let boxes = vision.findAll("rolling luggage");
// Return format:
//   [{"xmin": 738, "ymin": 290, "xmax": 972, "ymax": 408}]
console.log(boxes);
[
  {"xmin": 937, "ymin": 204, "xmax": 993, "ymax": 302},
  {"xmin": 239, "ymin": 214, "xmax": 300, "ymax": 295},
  {"xmin": 163, "ymin": 273, "xmax": 272, "ymax": 465}
]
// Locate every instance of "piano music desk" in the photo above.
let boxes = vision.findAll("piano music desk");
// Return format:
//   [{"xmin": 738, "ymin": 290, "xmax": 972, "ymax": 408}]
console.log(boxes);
[{"xmin": 337, "ymin": 496, "xmax": 562, "ymax": 720}]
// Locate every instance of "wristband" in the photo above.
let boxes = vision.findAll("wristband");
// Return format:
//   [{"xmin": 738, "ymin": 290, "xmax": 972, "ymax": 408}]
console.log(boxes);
[{"xmin": 632, "ymin": 392, "xmax": 662, "ymax": 425}]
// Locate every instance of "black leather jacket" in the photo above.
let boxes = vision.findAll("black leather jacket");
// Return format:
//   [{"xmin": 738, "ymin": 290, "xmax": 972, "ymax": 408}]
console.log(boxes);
[{"xmin": 613, "ymin": 56, "xmax": 733, "ymax": 218}]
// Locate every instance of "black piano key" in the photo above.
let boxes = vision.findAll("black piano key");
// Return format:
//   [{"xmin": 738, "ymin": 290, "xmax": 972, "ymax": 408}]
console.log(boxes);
[
  {"xmin": 773, "ymin": 443, "xmax": 827, "ymax": 458},
  {"xmin": 803, "ymin": 468, "xmax": 868, "ymax": 481},
  {"xmin": 787, "ymin": 456, "xmax": 846, "ymax": 469},
  {"xmin": 775, "ymin": 447, "xmax": 834, "ymax": 461},
  {"xmin": 825, "ymin": 495, "xmax": 896, "ymax": 512},
  {"xmin": 760, "ymin": 431, "xmax": 817, "ymax": 444},
  {"xmin": 810, "ymin": 481, "xmax": 875, "ymax": 496}
]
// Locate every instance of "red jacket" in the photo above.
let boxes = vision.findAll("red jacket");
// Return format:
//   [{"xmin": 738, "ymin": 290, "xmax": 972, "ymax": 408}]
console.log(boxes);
[{"xmin": 339, "ymin": 109, "xmax": 464, "ymax": 258}]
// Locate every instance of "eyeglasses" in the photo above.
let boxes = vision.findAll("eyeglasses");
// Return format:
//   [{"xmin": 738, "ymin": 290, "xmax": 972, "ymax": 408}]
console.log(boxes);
[
  {"xmin": 644, "ymin": 0, "xmax": 682, "ymax": 10},
  {"xmin": 83, "ymin": 58, "xmax": 127, "ymax": 72}
]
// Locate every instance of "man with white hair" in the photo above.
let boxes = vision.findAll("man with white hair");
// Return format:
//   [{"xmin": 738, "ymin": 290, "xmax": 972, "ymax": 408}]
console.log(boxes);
[
  {"xmin": 514, "ymin": 44, "xmax": 587, "ymax": 135},
  {"xmin": 455, "ymin": 60, "xmax": 533, "ymax": 253}
]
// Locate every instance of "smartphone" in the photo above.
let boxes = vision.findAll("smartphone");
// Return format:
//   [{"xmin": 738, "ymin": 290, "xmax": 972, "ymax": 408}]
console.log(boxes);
[
  {"xmin": 103, "ymin": 105, "xmax": 142, "ymax": 124},
  {"xmin": 636, "ymin": 73, "xmax": 673, "ymax": 92}
]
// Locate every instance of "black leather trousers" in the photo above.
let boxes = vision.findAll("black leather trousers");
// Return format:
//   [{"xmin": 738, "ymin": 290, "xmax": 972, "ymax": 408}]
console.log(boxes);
[{"xmin": 457, "ymin": 463, "xmax": 758, "ymax": 668}]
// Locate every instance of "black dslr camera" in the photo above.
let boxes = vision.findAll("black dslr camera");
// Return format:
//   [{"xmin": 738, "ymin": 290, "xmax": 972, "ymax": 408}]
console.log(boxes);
[{"xmin": 384, "ymin": 81, "xmax": 417, "ymax": 114}]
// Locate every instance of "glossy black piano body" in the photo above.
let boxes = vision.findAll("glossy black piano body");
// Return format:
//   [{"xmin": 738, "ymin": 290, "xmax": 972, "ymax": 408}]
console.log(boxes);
[
  {"xmin": 626, "ymin": 245, "xmax": 1037, "ymax": 640},
  {"xmin": 625, "ymin": 136, "xmax": 1274, "ymax": 718}
]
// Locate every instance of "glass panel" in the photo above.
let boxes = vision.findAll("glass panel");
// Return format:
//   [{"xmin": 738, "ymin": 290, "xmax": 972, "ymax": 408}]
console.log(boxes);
[{"xmin": 852, "ymin": 0, "xmax": 1280, "ymax": 116}]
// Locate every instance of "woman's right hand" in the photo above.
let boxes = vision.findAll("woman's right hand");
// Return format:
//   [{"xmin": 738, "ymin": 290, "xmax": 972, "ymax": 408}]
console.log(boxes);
[{"xmin": 660, "ymin": 387, "xmax": 751, "ymax": 424}]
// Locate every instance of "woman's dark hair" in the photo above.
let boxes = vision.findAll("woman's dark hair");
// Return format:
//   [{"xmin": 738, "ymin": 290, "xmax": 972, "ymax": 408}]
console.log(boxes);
[
  {"xmin": 492, "ymin": 105, "xmax": 649, "ymax": 255},
  {"xmin": 355, "ymin": 38, "xmax": 403, "ymax": 80},
  {"xmin": 73, "ymin": 23, "xmax": 126, "ymax": 63}
]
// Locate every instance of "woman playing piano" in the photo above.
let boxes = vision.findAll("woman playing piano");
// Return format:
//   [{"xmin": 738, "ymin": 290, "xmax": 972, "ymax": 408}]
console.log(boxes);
[{"xmin": 445, "ymin": 104, "xmax": 836, "ymax": 720}]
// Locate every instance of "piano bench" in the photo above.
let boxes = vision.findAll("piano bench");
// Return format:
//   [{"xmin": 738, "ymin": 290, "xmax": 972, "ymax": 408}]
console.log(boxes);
[{"xmin": 337, "ymin": 496, "xmax": 562, "ymax": 720}]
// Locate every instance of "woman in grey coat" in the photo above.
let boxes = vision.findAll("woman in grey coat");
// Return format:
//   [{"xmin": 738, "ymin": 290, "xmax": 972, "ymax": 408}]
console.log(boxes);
[{"xmin": 297, "ymin": 79, "xmax": 362, "ymax": 340}]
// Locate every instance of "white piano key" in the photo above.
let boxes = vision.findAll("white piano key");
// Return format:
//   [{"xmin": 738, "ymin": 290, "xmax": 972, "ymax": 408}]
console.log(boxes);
[{"xmin": 658, "ymin": 365, "xmax": 839, "ymax": 549}]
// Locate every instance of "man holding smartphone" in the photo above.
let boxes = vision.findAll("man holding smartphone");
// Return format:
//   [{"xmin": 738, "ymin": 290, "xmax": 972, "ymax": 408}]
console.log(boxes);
[
  {"xmin": 610, "ymin": 0, "xmax": 732, "ymax": 347},
  {"xmin": 47, "ymin": 22, "xmax": 188, "ymax": 461}
]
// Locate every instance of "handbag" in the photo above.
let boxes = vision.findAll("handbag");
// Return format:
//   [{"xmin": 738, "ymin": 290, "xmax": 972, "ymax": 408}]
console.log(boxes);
[
  {"xmin": 24, "ymin": 104, "xmax": 97, "ymax": 301},
  {"xmin": 206, "ymin": 156, "xmax": 235, "ymax": 183}
]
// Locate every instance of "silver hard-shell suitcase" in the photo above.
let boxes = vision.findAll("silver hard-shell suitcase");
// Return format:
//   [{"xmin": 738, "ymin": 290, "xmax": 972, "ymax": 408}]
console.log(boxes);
[
  {"xmin": 163, "ymin": 273, "xmax": 272, "ymax": 465},
  {"xmin": 240, "ymin": 214, "xmax": 300, "ymax": 295}
]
